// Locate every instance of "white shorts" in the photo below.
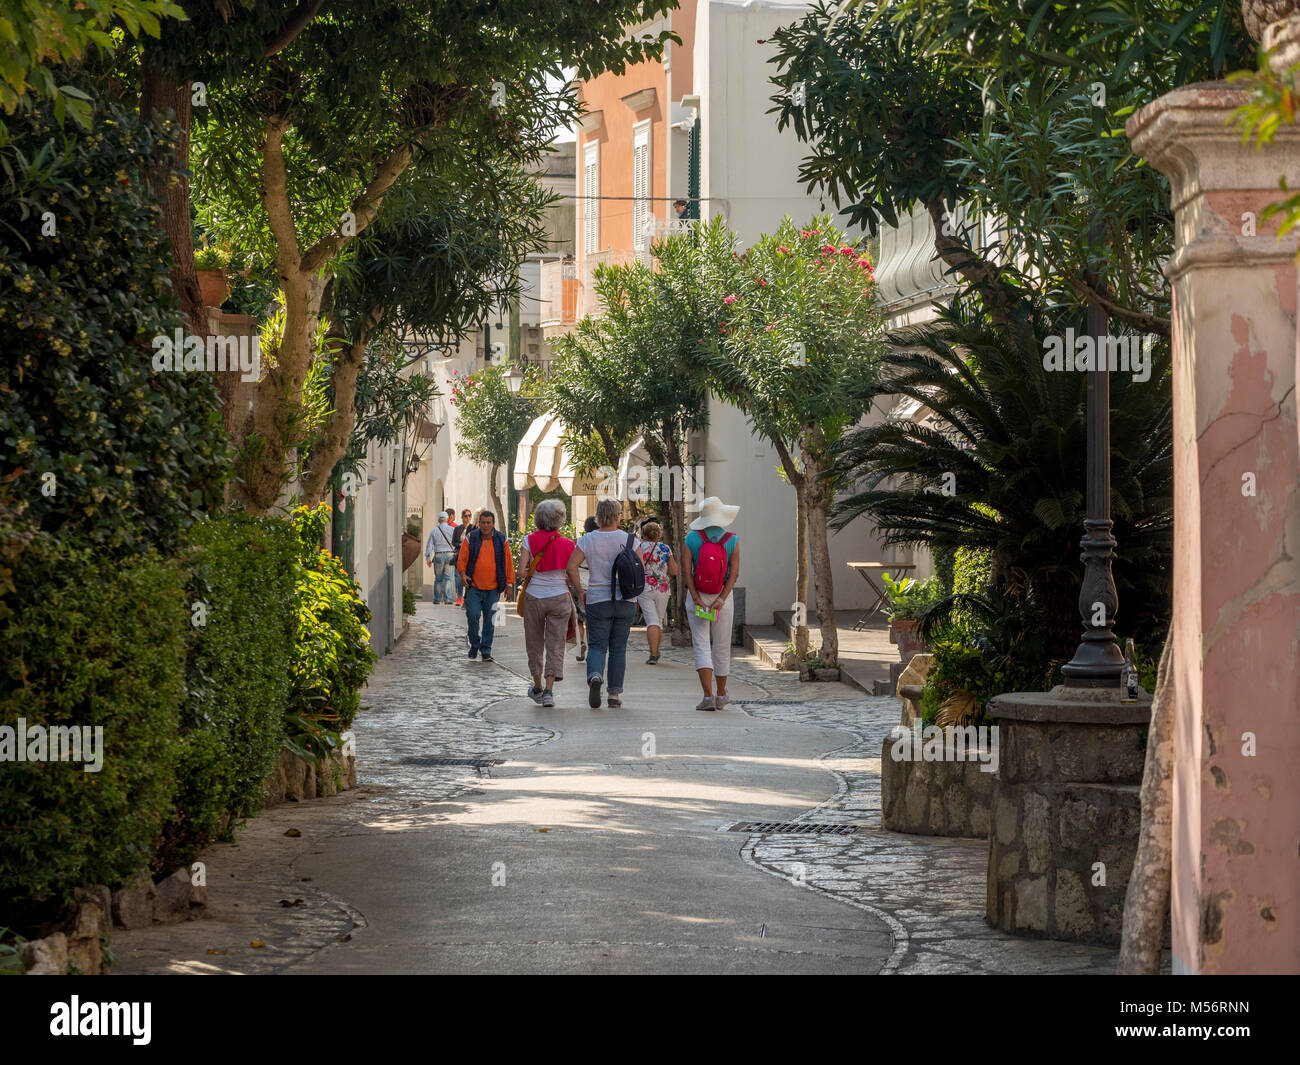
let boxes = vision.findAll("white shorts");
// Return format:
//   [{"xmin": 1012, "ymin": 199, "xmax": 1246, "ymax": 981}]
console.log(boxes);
[
  {"xmin": 687, "ymin": 592, "xmax": 734, "ymax": 675},
  {"xmin": 637, "ymin": 589, "xmax": 670, "ymax": 629}
]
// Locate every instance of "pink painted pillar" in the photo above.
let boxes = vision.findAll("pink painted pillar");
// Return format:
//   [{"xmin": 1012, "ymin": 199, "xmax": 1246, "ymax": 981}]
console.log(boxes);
[{"xmin": 1129, "ymin": 83, "xmax": 1300, "ymax": 975}]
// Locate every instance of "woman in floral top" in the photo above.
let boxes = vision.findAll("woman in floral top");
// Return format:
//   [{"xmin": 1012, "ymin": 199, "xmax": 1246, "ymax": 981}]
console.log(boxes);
[{"xmin": 635, "ymin": 520, "xmax": 678, "ymax": 664}]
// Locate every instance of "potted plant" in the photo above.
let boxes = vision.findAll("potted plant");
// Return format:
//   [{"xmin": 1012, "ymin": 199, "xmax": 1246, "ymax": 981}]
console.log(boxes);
[
  {"xmin": 194, "ymin": 244, "xmax": 231, "ymax": 308},
  {"xmin": 881, "ymin": 572, "xmax": 938, "ymax": 661}
]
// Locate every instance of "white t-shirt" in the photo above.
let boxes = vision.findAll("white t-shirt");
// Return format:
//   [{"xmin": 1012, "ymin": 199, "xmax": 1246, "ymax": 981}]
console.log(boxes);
[{"xmin": 576, "ymin": 529, "xmax": 636, "ymax": 604}]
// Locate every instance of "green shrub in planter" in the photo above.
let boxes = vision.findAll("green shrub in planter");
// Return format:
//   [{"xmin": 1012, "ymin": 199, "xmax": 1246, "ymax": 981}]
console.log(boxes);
[
  {"xmin": 0, "ymin": 525, "xmax": 187, "ymax": 926},
  {"xmin": 402, "ymin": 585, "xmax": 416, "ymax": 616},
  {"xmin": 286, "ymin": 505, "xmax": 376, "ymax": 762},
  {"xmin": 154, "ymin": 514, "xmax": 297, "ymax": 870}
]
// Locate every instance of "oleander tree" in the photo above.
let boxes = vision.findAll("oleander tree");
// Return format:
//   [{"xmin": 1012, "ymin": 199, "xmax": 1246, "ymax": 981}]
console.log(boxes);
[
  {"xmin": 545, "ymin": 223, "xmax": 727, "ymax": 627},
  {"xmin": 450, "ymin": 363, "xmax": 539, "ymax": 522},
  {"xmin": 700, "ymin": 216, "xmax": 887, "ymax": 665},
  {"xmin": 768, "ymin": 1, "xmax": 1255, "ymax": 339}
]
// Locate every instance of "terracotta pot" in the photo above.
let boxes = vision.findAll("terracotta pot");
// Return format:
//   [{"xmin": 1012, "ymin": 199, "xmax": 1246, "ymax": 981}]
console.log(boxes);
[
  {"xmin": 401, "ymin": 532, "xmax": 421, "ymax": 572},
  {"xmin": 890, "ymin": 618, "xmax": 926, "ymax": 661},
  {"xmin": 197, "ymin": 269, "xmax": 229, "ymax": 308}
]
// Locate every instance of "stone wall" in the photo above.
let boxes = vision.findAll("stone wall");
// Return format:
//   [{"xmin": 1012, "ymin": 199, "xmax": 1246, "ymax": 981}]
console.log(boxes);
[
  {"xmin": 985, "ymin": 689, "xmax": 1150, "ymax": 946},
  {"xmin": 264, "ymin": 747, "xmax": 357, "ymax": 805},
  {"xmin": 881, "ymin": 733, "xmax": 994, "ymax": 838},
  {"xmin": 19, "ymin": 867, "xmax": 204, "ymax": 975}
]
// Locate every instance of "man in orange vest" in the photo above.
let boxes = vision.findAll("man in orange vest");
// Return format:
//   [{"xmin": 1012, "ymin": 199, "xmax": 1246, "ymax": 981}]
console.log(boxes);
[{"xmin": 456, "ymin": 509, "xmax": 514, "ymax": 662}]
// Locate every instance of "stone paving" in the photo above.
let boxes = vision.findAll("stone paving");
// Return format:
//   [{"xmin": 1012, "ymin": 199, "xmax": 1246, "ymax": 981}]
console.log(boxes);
[
  {"xmin": 111, "ymin": 609, "xmax": 552, "ymax": 975},
  {"xmin": 674, "ymin": 650, "xmax": 1122, "ymax": 973},
  {"xmin": 112, "ymin": 603, "xmax": 1123, "ymax": 975}
]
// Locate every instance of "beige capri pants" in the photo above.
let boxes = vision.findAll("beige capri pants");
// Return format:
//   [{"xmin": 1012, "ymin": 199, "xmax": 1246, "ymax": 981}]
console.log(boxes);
[{"xmin": 522, "ymin": 591, "xmax": 573, "ymax": 681}]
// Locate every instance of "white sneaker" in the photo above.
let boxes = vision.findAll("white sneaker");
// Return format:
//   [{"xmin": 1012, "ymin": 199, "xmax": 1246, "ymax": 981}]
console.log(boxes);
[
  {"xmin": 715, "ymin": 693, "xmax": 729, "ymax": 709},
  {"xmin": 695, "ymin": 696, "xmax": 717, "ymax": 712}
]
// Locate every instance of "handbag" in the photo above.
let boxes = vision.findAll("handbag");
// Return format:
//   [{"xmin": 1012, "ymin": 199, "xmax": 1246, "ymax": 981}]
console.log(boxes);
[{"xmin": 516, "ymin": 532, "xmax": 560, "ymax": 613}]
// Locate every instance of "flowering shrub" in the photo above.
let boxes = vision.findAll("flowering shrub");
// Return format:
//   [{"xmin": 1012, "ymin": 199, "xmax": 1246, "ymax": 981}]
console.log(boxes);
[{"xmin": 715, "ymin": 215, "xmax": 882, "ymax": 432}]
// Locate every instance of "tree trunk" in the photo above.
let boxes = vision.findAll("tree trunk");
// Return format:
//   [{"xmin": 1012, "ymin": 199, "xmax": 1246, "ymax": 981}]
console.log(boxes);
[
  {"xmin": 663, "ymin": 423, "xmax": 688, "ymax": 634},
  {"xmin": 300, "ymin": 326, "xmax": 369, "ymax": 505},
  {"xmin": 140, "ymin": 45, "xmax": 203, "ymax": 337},
  {"xmin": 1118, "ymin": 633, "xmax": 1175, "ymax": 974},
  {"xmin": 924, "ymin": 198, "xmax": 1033, "ymax": 352},
  {"xmin": 793, "ymin": 475, "xmax": 810, "ymax": 657},
  {"xmin": 489, "ymin": 464, "xmax": 505, "ymax": 525},
  {"xmin": 771, "ymin": 435, "xmax": 810, "ymax": 658},
  {"xmin": 235, "ymin": 114, "xmax": 410, "ymax": 513},
  {"xmin": 803, "ymin": 450, "xmax": 838, "ymax": 665}
]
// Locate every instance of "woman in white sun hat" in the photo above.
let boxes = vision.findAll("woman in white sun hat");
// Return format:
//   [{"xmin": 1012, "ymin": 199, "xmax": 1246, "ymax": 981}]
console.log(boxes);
[{"xmin": 683, "ymin": 496, "xmax": 741, "ymax": 711}]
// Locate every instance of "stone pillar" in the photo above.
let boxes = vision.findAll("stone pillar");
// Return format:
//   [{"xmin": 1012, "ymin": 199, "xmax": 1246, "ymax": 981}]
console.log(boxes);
[
  {"xmin": 986, "ymin": 687, "xmax": 1151, "ymax": 944},
  {"xmin": 1128, "ymin": 82, "xmax": 1300, "ymax": 974}
]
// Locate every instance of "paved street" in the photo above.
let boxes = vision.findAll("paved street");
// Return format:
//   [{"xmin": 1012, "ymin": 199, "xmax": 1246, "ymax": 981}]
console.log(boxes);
[{"xmin": 111, "ymin": 604, "xmax": 1120, "ymax": 975}]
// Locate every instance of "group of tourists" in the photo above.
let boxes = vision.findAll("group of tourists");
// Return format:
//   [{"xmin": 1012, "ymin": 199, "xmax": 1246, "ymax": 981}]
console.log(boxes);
[
  {"xmin": 426, "ymin": 496, "xmax": 741, "ymax": 711},
  {"xmin": 424, "ymin": 506, "xmax": 475, "ymax": 606},
  {"xmin": 516, "ymin": 495, "xmax": 740, "ymax": 712}
]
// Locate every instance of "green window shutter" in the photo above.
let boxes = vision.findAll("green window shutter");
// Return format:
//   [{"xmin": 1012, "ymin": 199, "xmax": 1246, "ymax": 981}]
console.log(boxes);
[{"xmin": 687, "ymin": 117, "xmax": 700, "ymax": 219}]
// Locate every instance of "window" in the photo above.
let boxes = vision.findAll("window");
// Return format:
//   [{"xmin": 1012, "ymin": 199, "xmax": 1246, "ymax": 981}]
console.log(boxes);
[
  {"xmin": 633, "ymin": 121, "xmax": 651, "ymax": 251},
  {"xmin": 583, "ymin": 141, "xmax": 599, "ymax": 255}
]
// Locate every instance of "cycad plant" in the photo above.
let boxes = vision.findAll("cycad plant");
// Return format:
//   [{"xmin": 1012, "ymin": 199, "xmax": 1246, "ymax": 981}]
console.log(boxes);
[{"xmin": 827, "ymin": 300, "xmax": 1173, "ymax": 660}]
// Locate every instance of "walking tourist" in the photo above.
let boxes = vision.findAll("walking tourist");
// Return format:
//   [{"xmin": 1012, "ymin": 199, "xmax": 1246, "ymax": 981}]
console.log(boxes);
[
  {"xmin": 425, "ymin": 510, "xmax": 457, "ymax": 604},
  {"xmin": 636, "ymin": 520, "xmax": 677, "ymax": 663},
  {"xmin": 450, "ymin": 507, "xmax": 472, "ymax": 605},
  {"xmin": 568, "ymin": 500, "xmax": 643, "ymax": 709},
  {"xmin": 518, "ymin": 499, "xmax": 576, "ymax": 707},
  {"xmin": 457, "ymin": 509, "xmax": 514, "ymax": 661},
  {"xmin": 682, "ymin": 496, "xmax": 741, "ymax": 711}
]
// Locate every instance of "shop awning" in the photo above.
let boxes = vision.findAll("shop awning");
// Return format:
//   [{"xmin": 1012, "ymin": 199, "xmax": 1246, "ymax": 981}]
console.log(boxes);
[{"xmin": 512, "ymin": 413, "xmax": 555, "ymax": 491}]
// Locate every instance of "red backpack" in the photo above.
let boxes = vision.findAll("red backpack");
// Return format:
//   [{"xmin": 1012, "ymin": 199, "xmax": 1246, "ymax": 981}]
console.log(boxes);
[{"xmin": 693, "ymin": 532, "xmax": 732, "ymax": 596}]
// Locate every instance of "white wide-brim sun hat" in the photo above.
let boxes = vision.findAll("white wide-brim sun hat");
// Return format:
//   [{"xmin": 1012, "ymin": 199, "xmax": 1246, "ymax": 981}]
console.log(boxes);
[{"xmin": 689, "ymin": 496, "xmax": 740, "ymax": 531}]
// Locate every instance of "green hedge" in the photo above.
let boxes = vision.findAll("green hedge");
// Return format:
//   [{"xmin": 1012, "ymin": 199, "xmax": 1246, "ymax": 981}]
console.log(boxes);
[
  {"xmin": 0, "ymin": 83, "xmax": 227, "ymax": 554},
  {"xmin": 932, "ymin": 544, "xmax": 955, "ymax": 596},
  {"xmin": 0, "ymin": 527, "xmax": 187, "ymax": 923},
  {"xmin": 155, "ymin": 514, "xmax": 297, "ymax": 869}
]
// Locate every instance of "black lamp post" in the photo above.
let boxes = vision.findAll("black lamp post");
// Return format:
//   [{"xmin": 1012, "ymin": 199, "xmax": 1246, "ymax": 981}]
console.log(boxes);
[{"xmin": 1061, "ymin": 221, "xmax": 1126, "ymax": 687}]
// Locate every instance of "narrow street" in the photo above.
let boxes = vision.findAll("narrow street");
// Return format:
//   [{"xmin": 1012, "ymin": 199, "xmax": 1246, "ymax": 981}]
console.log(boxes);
[{"xmin": 109, "ymin": 606, "xmax": 1119, "ymax": 975}]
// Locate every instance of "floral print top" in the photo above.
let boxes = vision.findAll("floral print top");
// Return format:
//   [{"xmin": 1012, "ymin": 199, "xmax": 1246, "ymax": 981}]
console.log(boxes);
[{"xmin": 637, "ymin": 540, "xmax": 673, "ymax": 593}]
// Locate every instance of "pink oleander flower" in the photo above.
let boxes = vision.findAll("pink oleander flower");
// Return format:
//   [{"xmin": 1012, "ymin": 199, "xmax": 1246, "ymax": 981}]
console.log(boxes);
[
  {"xmin": 724, "ymin": 294, "xmax": 737, "ymax": 304},
  {"xmin": 756, "ymin": 278, "xmax": 767, "ymax": 286},
  {"xmin": 778, "ymin": 246, "xmax": 791, "ymax": 254},
  {"xmin": 839, "ymin": 246, "xmax": 854, "ymax": 255},
  {"xmin": 820, "ymin": 244, "xmax": 835, "ymax": 255},
  {"xmin": 856, "ymin": 257, "xmax": 871, "ymax": 267},
  {"xmin": 765, "ymin": 323, "xmax": 776, "ymax": 331},
  {"xmin": 798, "ymin": 230, "xmax": 809, "ymax": 238}
]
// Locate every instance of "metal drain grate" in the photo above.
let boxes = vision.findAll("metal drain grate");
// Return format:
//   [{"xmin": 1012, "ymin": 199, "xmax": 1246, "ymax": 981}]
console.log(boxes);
[
  {"xmin": 399, "ymin": 756, "xmax": 505, "ymax": 767},
  {"xmin": 727, "ymin": 820, "xmax": 867, "ymax": 835}
]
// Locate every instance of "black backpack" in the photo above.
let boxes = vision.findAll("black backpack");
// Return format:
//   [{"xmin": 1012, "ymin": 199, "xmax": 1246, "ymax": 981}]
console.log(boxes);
[{"xmin": 612, "ymin": 531, "xmax": 646, "ymax": 600}]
